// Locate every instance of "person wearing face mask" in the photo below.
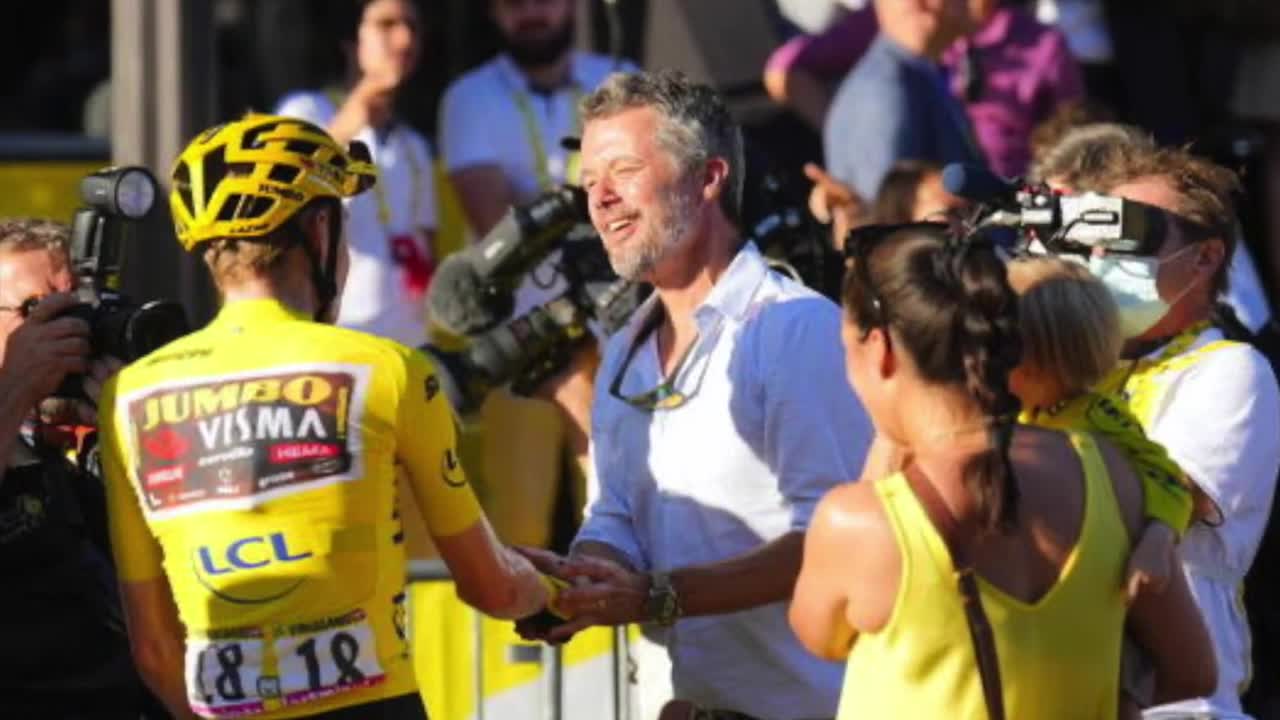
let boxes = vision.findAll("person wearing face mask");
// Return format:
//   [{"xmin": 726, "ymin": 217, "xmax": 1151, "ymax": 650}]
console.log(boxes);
[
  {"xmin": 1029, "ymin": 122, "xmax": 1274, "ymax": 338},
  {"xmin": 276, "ymin": 0, "xmax": 438, "ymax": 348},
  {"xmin": 1083, "ymin": 145, "xmax": 1280, "ymax": 720}
]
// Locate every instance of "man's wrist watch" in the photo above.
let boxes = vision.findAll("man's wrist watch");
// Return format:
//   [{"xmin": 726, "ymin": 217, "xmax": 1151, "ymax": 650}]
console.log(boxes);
[{"xmin": 645, "ymin": 571, "xmax": 681, "ymax": 626}]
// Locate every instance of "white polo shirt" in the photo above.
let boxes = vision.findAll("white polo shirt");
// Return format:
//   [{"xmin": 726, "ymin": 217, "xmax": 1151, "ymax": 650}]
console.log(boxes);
[
  {"xmin": 439, "ymin": 52, "xmax": 633, "ymax": 319},
  {"xmin": 1138, "ymin": 328, "xmax": 1280, "ymax": 720},
  {"xmin": 575, "ymin": 243, "xmax": 873, "ymax": 719},
  {"xmin": 275, "ymin": 91, "xmax": 438, "ymax": 347}
]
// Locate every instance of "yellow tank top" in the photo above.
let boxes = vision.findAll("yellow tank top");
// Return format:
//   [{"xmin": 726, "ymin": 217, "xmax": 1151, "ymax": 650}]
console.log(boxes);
[
  {"xmin": 837, "ymin": 432, "xmax": 1128, "ymax": 719},
  {"xmin": 99, "ymin": 300, "xmax": 483, "ymax": 718}
]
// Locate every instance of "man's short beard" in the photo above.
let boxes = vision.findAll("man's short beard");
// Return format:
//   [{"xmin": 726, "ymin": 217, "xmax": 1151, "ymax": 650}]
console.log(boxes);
[
  {"xmin": 608, "ymin": 186, "xmax": 698, "ymax": 281},
  {"xmin": 501, "ymin": 17, "xmax": 576, "ymax": 69}
]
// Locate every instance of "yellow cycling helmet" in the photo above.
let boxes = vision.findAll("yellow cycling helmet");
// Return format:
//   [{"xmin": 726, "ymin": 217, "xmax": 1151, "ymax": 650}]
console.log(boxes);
[{"xmin": 169, "ymin": 113, "xmax": 376, "ymax": 252}]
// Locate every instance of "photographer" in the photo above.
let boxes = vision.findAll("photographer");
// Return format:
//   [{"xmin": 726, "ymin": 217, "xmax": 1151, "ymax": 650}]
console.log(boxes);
[{"xmin": 0, "ymin": 219, "xmax": 154, "ymax": 716}]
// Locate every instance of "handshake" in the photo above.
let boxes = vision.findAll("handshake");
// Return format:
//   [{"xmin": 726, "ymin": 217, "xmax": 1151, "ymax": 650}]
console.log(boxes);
[{"xmin": 512, "ymin": 547, "xmax": 663, "ymax": 645}]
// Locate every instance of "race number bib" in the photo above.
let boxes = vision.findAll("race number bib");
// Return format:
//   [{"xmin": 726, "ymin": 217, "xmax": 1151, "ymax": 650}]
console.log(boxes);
[
  {"xmin": 274, "ymin": 609, "xmax": 385, "ymax": 707},
  {"xmin": 185, "ymin": 611, "xmax": 384, "ymax": 717},
  {"xmin": 186, "ymin": 630, "xmax": 268, "ymax": 718}
]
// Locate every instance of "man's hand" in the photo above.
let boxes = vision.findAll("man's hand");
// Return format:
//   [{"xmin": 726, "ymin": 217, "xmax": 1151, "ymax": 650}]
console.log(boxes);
[
  {"xmin": 805, "ymin": 163, "xmax": 866, "ymax": 249},
  {"xmin": 3, "ymin": 294, "xmax": 90, "ymax": 410},
  {"xmin": 536, "ymin": 555, "xmax": 650, "ymax": 643},
  {"xmin": 330, "ymin": 31, "xmax": 404, "ymax": 140}
]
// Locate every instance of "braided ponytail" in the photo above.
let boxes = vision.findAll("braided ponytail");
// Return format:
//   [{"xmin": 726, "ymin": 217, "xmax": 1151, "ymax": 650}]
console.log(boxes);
[
  {"xmin": 843, "ymin": 225, "xmax": 1024, "ymax": 532},
  {"xmin": 948, "ymin": 240, "xmax": 1024, "ymax": 532}
]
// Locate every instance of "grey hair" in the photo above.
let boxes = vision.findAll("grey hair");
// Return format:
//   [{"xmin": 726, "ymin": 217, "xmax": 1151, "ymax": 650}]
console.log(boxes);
[
  {"xmin": 1028, "ymin": 122, "xmax": 1154, "ymax": 190},
  {"xmin": 0, "ymin": 218, "xmax": 70, "ymax": 261},
  {"xmin": 580, "ymin": 69, "xmax": 745, "ymax": 225}
]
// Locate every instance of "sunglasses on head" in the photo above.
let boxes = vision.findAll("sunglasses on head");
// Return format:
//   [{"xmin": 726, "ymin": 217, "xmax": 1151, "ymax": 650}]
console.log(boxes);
[{"xmin": 843, "ymin": 222, "xmax": 950, "ymax": 333}]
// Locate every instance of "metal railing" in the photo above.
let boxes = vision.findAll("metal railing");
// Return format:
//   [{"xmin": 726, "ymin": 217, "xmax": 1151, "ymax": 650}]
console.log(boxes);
[{"xmin": 407, "ymin": 560, "xmax": 630, "ymax": 720}]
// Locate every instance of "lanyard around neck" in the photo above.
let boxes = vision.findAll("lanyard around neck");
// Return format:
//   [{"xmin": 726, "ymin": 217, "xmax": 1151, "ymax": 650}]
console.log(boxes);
[
  {"xmin": 508, "ymin": 78, "xmax": 584, "ymax": 191},
  {"xmin": 325, "ymin": 89, "xmax": 423, "ymax": 230}
]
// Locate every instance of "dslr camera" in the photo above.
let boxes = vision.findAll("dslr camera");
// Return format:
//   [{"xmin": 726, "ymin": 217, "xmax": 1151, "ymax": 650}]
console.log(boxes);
[{"xmin": 45, "ymin": 166, "xmax": 190, "ymax": 398}]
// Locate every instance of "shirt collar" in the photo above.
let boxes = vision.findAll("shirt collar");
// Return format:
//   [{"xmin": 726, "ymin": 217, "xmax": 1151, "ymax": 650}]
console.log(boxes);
[
  {"xmin": 212, "ymin": 298, "xmax": 309, "ymax": 328},
  {"xmin": 615, "ymin": 241, "xmax": 770, "ymax": 344},
  {"xmin": 697, "ymin": 241, "xmax": 769, "ymax": 325},
  {"xmin": 873, "ymin": 33, "xmax": 940, "ymax": 73},
  {"xmin": 495, "ymin": 52, "xmax": 585, "ymax": 94}
]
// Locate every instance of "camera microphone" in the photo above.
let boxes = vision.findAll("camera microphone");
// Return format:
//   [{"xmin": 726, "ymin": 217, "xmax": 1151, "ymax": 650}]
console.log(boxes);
[{"xmin": 428, "ymin": 254, "xmax": 512, "ymax": 336}]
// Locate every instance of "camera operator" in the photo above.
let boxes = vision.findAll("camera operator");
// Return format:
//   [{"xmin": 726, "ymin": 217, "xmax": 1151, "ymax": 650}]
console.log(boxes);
[
  {"xmin": 518, "ymin": 70, "xmax": 872, "ymax": 720},
  {"xmin": 1082, "ymin": 146, "xmax": 1280, "ymax": 719},
  {"xmin": 0, "ymin": 219, "xmax": 155, "ymax": 716}
]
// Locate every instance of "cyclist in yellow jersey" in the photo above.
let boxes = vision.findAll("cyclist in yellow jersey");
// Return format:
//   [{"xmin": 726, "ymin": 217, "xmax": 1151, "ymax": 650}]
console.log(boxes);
[
  {"xmin": 97, "ymin": 114, "xmax": 564, "ymax": 720},
  {"xmin": 790, "ymin": 224, "xmax": 1215, "ymax": 718}
]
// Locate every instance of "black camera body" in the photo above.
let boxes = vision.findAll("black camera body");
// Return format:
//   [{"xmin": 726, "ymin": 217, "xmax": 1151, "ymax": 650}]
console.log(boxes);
[
  {"xmin": 52, "ymin": 167, "xmax": 190, "ymax": 398},
  {"xmin": 424, "ymin": 188, "xmax": 649, "ymax": 416}
]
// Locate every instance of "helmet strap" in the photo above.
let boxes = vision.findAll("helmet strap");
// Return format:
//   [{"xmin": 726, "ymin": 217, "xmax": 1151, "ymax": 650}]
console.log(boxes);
[{"xmin": 291, "ymin": 201, "xmax": 340, "ymax": 322}]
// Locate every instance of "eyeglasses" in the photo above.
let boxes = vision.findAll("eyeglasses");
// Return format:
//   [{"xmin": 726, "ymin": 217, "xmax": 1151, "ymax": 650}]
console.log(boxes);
[
  {"xmin": 607, "ymin": 305, "xmax": 713, "ymax": 412},
  {"xmin": 0, "ymin": 296, "xmax": 40, "ymax": 319}
]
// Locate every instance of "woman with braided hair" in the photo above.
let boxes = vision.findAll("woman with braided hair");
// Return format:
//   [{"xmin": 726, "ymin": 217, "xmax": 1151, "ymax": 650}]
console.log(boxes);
[{"xmin": 789, "ymin": 223, "xmax": 1215, "ymax": 718}]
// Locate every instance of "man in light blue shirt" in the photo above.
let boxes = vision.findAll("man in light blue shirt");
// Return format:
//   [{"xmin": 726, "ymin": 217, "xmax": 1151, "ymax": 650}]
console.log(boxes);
[
  {"xmin": 824, "ymin": 0, "xmax": 983, "ymax": 201},
  {"xmin": 519, "ymin": 70, "xmax": 872, "ymax": 720}
]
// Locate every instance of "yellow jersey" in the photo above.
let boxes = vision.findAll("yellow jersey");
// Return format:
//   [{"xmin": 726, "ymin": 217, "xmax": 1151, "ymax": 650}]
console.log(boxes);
[
  {"xmin": 98, "ymin": 299, "xmax": 482, "ymax": 719},
  {"xmin": 838, "ymin": 432, "xmax": 1128, "ymax": 719},
  {"xmin": 1022, "ymin": 391, "xmax": 1193, "ymax": 535}
]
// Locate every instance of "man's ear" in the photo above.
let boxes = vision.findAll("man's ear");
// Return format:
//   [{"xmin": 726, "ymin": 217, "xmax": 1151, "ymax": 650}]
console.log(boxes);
[
  {"xmin": 1199, "ymin": 237, "xmax": 1227, "ymax": 274},
  {"xmin": 701, "ymin": 157, "xmax": 730, "ymax": 206}
]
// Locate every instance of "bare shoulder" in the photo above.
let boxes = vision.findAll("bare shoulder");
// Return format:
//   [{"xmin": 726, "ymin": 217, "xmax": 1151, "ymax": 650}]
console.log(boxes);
[
  {"xmin": 1090, "ymin": 433, "xmax": 1146, "ymax": 539},
  {"xmin": 811, "ymin": 479, "xmax": 889, "ymax": 541}
]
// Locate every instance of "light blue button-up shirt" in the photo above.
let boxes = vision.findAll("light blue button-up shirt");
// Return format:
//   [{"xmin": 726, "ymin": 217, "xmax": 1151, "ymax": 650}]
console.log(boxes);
[{"xmin": 575, "ymin": 243, "xmax": 872, "ymax": 719}]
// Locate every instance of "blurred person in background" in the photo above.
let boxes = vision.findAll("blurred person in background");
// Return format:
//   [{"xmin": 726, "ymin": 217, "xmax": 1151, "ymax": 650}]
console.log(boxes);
[
  {"xmin": 800, "ymin": 159, "xmax": 964, "ymax": 251},
  {"xmin": 0, "ymin": 219, "xmax": 158, "ymax": 718},
  {"xmin": 820, "ymin": 0, "xmax": 985, "ymax": 202},
  {"xmin": 868, "ymin": 159, "xmax": 965, "ymax": 224},
  {"xmin": 276, "ymin": 0, "xmax": 438, "ymax": 348},
  {"xmin": 790, "ymin": 223, "xmax": 1216, "ymax": 718},
  {"xmin": 435, "ymin": 0, "xmax": 633, "ymax": 556},
  {"xmin": 768, "ymin": 0, "xmax": 1082, "ymax": 179}
]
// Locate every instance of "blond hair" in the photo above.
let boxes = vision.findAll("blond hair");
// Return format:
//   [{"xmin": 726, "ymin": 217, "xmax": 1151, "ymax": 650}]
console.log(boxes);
[
  {"xmin": 201, "ymin": 238, "xmax": 290, "ymax": 288},
  {"xmin": 1007, "ymin": 256, "xmax": 1122, "ymax": 395}
]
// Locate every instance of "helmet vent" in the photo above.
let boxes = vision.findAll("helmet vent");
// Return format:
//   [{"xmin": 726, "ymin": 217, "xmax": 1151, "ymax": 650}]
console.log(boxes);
[
  {"xmin": 201, "ymin": 145, "xmax": 229, "ymax": 207},
  {"xmin": 217, "ymin": 193, "xmax": 244, "ymax": 222},
  {"xmin": 269, "ymin": 164, "xmax": 300, "ymax": 184},
  {"xmin": 284, "ymin": 140, "xmax": 320, "ymax": 157},
  {"xmin": 242, "ymin": 196, "xmax": 275, "ymax": 220}
]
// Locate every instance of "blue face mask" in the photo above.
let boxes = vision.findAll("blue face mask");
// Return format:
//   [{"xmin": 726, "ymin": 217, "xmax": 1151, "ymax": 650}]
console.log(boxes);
[{"xmin": 1084, "ymin": 244, "xmax": 1201, "ymax": 339}]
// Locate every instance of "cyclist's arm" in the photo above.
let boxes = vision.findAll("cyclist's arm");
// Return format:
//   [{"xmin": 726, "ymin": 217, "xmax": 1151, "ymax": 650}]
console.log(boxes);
[
  {"xmin": 97, "ymin": 378, "xmax": 195, "ymax": 718},
  {"xmin": 120, "ymin": 577, "xmax": 197, "ymax": 720},
  {"xmin": 397, "ymin": 352, "xmax": 549, "ymax": 619}
]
